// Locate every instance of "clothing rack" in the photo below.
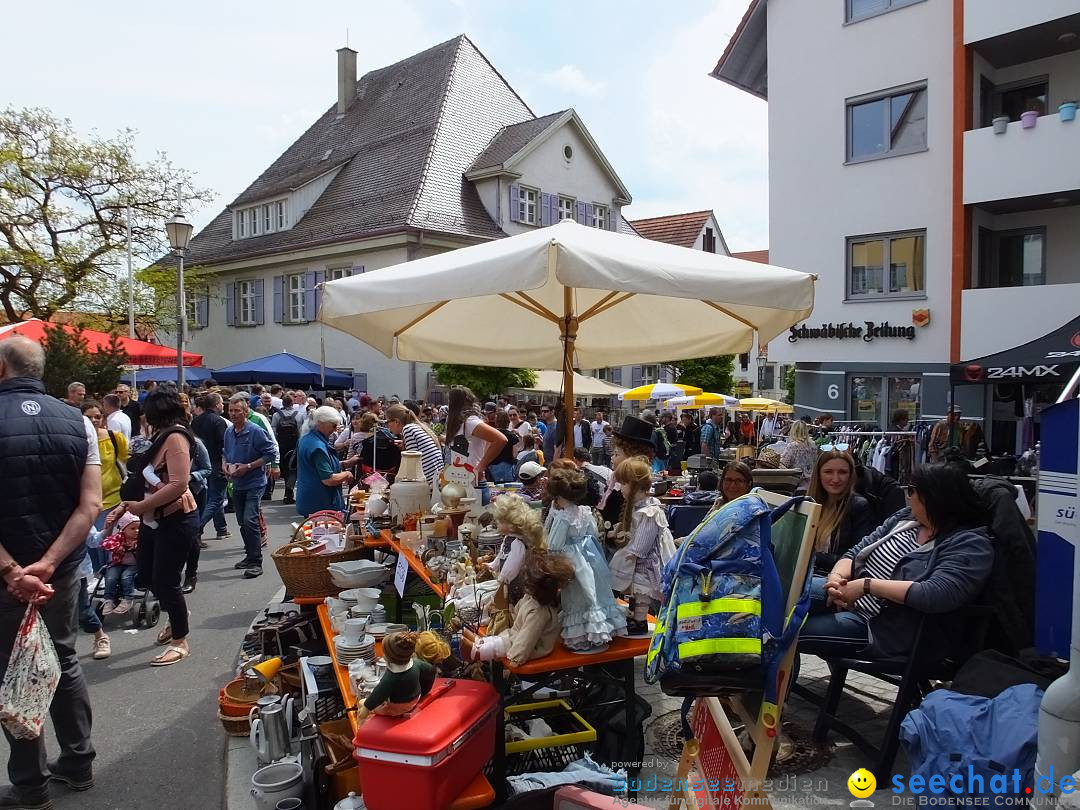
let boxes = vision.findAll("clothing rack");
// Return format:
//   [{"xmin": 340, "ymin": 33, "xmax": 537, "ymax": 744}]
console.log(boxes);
[{"xmin": 830, "ymin": 429, "xmax": 922, "ymax": 484}]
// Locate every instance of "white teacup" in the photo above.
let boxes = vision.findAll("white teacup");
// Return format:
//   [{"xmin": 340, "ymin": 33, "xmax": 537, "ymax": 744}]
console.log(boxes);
[{"xmin": 342, "ymin": 618, "xmax": 367, "ymax": 643}]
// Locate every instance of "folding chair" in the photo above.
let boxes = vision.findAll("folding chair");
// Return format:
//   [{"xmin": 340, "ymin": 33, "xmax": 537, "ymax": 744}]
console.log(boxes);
[{"xmin": 667, "ymin": 491, "xmax": 821, "ymax": 810}]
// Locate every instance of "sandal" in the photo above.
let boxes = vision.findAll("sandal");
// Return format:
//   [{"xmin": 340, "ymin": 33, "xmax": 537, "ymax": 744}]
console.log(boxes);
[
  {"xmin": 150, "ymin": 645, "xmax": 190, "ymax": 667},
  {"xmin": 156, "ymin": 626, "xmax": 172, "ymax": 645}
]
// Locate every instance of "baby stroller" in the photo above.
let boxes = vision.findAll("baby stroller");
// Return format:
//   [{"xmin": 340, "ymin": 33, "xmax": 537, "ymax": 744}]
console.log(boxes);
[{"xmin": 89, "ymin": 564, "xmax": 161, "ymax": 629}]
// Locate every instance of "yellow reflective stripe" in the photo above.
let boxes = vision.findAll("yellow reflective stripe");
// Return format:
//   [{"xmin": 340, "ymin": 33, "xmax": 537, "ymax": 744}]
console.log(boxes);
[
  {"xmin": 678, "ymin": 637, "xmax": 761, "ymax": 658},
  {"xmin": 676, "ymin": 599, "xmax": 760, "ymax": 619}
]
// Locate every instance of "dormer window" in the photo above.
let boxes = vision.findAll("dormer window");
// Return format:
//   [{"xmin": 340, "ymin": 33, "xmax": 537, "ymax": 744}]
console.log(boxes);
[{"xmin": 234, "ymin": 198, "xmax": 289, "ymax": 239}]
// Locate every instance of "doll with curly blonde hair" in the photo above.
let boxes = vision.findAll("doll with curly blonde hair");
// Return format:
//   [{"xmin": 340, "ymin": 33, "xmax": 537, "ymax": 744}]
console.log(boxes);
[{"xmin": 485, "ymin": 494, "xmax": 545, "ymax": 630}]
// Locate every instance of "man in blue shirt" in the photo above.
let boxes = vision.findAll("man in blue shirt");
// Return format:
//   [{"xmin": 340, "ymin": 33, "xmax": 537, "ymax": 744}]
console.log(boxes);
[{"xmin": 223, "ymin": 396, "xmax": 275, "ymax": 578}]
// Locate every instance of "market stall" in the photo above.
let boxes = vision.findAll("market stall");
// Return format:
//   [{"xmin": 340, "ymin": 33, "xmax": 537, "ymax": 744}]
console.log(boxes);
[{"xmin": 213, "ymin": 350, "xmax": 353, "ymax": 389}]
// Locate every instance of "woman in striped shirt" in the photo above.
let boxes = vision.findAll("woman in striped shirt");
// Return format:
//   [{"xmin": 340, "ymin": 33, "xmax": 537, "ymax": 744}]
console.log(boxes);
[
  {"xmin": 385, "ymin": 404, "xmax": 443, "ymax": 488},
  {"xmin": 797, "ymin": 463, "xmax": 993, "ymax": 661}
]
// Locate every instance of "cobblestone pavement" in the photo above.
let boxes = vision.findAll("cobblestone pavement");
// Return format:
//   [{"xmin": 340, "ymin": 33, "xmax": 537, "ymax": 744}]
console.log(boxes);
[{"xmin": 633, "ymin": 656, "xmax": 912, "ymax": 810}]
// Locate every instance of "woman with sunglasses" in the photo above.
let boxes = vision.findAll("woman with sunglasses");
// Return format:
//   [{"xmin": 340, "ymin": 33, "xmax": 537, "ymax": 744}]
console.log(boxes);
[
  {"xmin": 779, "ymin": 420, "xmax": 818, "ymax": 491},
  {"xmin": 798, "ymin": 463, "xmax": 992, "ymax": 661},
  {"xmin": 807, "ymin": 450, "xmax": 876, "ymax": 575}
]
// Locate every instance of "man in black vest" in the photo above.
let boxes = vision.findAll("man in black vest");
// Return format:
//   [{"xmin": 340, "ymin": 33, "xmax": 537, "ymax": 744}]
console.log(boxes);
[{"xmin": 0, "ymin": 337, "xmax": 101, "ymax": 808}]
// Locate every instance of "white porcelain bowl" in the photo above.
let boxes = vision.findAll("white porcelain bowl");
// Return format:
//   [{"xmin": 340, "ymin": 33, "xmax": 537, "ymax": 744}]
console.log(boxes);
[
  {"xmin": 330, "ymin": 569, "xmax": 386, "ymax": 589},
  {"xmin": 329, "ymin": 560, "xmax": 385, "ymax": 576},
  {"xmin": 337, "ymin": 587, "xmax": 381, "ymax": 611}
]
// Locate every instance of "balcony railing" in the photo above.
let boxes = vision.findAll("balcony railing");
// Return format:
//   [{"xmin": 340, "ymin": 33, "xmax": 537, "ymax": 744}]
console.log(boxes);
[{"xmin": 964, "ymin": 112, "xmax": 1080, "ymax": 205}]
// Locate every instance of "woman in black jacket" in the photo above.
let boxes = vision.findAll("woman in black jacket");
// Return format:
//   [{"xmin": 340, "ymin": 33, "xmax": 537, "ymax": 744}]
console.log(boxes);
[{"xmin": 808, "ymin": 450, "xmax": 877, "ymax": 575}]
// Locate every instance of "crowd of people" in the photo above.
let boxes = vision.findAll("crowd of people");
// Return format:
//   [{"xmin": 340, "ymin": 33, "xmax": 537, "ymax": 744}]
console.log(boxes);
[{"xmin": 0, "ymin": 335, "xmax": 1038, "ymax": 807}]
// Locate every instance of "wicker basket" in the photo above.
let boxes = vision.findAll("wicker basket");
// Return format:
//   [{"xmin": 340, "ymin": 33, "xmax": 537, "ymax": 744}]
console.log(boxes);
[
  {"xmin": 218, "ymin": 710, "xmax": 251, "ymax": 737},
  {"xmin": 271, "ymin": 514, "xmax": 369, "ymax": 599}
]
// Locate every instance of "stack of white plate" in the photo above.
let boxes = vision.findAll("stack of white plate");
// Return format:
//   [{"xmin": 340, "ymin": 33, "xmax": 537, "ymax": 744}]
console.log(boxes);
[
  {"xmin": 366, "ymin": 622, "xmax": 409, "ymax": 640},
  {"xmin": 334, "ymin": 634, "xmax": 376, "ymax": 665}
]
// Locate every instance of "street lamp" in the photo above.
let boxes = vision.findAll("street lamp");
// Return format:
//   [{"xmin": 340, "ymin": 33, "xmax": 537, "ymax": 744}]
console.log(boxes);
[{"xmin": 165, "ymin": 210, "xmax": 193, "ymax": 388}]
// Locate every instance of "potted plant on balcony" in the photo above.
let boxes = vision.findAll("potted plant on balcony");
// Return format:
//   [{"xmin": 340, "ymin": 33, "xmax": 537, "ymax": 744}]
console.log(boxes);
[
  {"xmin": 1060, "ymin": 101, "xmax": 1078, "ymax": 122},
  {"xmin": 1021, "ymin": 103, "xmax": 1041, "ymax": 129},
  {"xmin": 992, "ymin": 115, "xmax": 1010, "ymax": 134}
]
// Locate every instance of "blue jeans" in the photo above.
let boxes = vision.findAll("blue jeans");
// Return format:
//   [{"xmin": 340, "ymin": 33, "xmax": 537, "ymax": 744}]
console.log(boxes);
[
  {"xmin": 796, "ymin": 576, "xmax": 870, "ymax": 658},
  {"xmin": 103, "ymin": 564, "xmax": 137, "ymax": 601},
  {"xmin": 487, "ymin": 462, "xmax": 516, "ymax": 484},
  {"xmin": 78, "ymin": 578, "xmax": 101, "ymax": 634},
  {"xmin": 200, "ymin": 474, "xmax": 228, "ymax": 536},
  {"xmin": 232, "ymin": 487, "xmax": 263, "ymax": 564}
]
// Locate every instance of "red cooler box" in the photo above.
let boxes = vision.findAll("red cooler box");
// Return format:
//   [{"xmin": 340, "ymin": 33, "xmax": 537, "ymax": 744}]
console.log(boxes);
[{"xmin": 353, "ymin": 678, "xmax": 497, "ymax": 810}]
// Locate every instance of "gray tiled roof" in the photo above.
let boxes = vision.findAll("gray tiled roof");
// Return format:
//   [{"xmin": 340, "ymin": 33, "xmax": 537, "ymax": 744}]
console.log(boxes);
[
  {"xmin": 466, "ymin": 111, "xmax": 567, "ymax": 174},
  {"xmin": 186, "ymin": 35, "xmax": 534, "ymax": 267}
]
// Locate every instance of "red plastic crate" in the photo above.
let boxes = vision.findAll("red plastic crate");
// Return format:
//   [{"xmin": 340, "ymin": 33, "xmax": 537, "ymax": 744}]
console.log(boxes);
[{"xmin": 353, "ymin": 678, "xmax": 497, "ymax": 810}]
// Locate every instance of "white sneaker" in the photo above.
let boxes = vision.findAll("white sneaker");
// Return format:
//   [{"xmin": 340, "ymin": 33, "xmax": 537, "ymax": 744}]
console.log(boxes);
[
  {"xmin": 113, "ymin": 599, "xmax": 132, "ymax": 616},
  {"xmin": 102, "ymin": 601, "xmax": 115, "ymax": 616},
  {"xmin": 92, "ymin": 636, "xmax": 111, "ymax": 660}
]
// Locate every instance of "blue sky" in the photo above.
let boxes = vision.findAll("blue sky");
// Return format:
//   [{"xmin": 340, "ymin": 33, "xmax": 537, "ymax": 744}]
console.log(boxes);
[{"xmin": 3, "ymin": 0, "xmax": 768, "ymax": 249}]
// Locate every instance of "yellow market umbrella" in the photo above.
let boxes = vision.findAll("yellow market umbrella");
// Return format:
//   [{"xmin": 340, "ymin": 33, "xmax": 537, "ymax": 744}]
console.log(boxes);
[
  {"xmin": 619, "ymin": 382, "xmax": 703, "ymax": 402},
  {"xmin": 737, "ymin": 397, "xmax": 793, "ymax": 413},
  {"xmin": 662, "ymin": 392, "xmax": 737, "ymax": 409}
]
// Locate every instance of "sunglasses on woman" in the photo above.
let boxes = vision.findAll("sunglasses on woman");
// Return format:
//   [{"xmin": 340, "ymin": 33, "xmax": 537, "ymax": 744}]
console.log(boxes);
[{"xmin": 820, "ymin": 443, "xmax": 850, "ymax": 452}]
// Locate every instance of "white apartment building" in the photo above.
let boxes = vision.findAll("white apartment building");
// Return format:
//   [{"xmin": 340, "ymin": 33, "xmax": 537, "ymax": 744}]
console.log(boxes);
[
  {"xmin": 712, "ymin": 0, "xmax": 1080, "ymax": 452},
  {"xmin": 179, "ymin": 36, "xmax": 630, "ymax": 398}
]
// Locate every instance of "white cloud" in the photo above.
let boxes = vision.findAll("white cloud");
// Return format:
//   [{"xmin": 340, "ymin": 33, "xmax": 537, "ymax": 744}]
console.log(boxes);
[
  {"xmin": 625, "ymin": 1, "xmax": 770, "ymax": 252},
  {"xmin": 539, "ymin": 65, "xmax": 607, "ymax": 97}
]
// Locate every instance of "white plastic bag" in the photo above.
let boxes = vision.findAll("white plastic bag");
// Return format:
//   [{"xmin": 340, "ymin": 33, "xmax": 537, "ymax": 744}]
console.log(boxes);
[{"xmin": 0, "ymin": 605, "xmax": 61, "ymax": 740}]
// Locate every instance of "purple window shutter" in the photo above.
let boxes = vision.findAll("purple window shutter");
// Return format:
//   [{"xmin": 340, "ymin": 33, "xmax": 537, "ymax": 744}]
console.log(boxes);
[
  {"xmin": 631, "ymin": 365, "xmax": 643, "ymax": 387},
  {"xmin": 576, "ymin": 201, "xmax": 587, "ymax": 224},
  {"xmin": 509, "ymin": 184, "xmax": 520, "ymax": 222},
  {"xmin": 196, "ymin": 295, "xmax": 209, "ymax": 329},
  {"xmin": 303, "ymin": 271, "xmax": 317, "ymax": 321},
  {"xmin": 612, "ymin": 367, "xmax": 622, "ymax": 385},
  {"xmin": 254, "ymin": 279, "xmax": 265, "ymax": 325},
  {"xmin": 272, "ymin": 276, "xmax": 284, "ymax": 323},
  {"xmin": 313, "ymin": 270, "xmax": 325, "ymax": 316},
  {"xmin": 610, "ymin": 207, "xmax": 619, "ymax": 231},
  {"xmin": 584, "ymin": 203, "xmax": 594, "ymax": 227},
  {"xmin": 225, "ymin": 282, "xmax": 236, "ymax": 327},
  {"xmin": 540, "ymin": 193, "xmax": 552, "ymax": 227}
]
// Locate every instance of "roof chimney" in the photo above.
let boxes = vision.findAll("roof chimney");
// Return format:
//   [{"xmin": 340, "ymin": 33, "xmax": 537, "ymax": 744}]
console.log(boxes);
[{"xmin": 337, "ymin": 47, "xmax": 357, "ymax": 116}]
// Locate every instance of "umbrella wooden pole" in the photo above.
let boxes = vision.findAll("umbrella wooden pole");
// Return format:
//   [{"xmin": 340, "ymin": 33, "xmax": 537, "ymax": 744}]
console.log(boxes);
[{"xmin": 562, "ymin": 286, "xmax": 577, "ymax": 459}]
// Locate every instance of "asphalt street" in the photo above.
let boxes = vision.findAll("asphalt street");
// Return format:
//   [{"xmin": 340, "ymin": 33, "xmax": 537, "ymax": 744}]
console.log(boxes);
[{"xmin": 13, "ymin": 495, "xmax": 297, "ymax": 810}]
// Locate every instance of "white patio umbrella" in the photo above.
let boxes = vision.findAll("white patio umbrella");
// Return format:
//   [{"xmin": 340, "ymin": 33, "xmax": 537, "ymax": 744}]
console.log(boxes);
[{"xmin": 320, "ymin": 221, "xmax": 815, "ymax": 455}]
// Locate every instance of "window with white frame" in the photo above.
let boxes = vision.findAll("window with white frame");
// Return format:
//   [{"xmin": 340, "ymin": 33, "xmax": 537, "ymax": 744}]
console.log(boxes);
[
  {"xmin": 238, "ymin": 280, "xmax": 257, "ymax": 325},
  {"xmin": 286, "ymin": 273, "xmax": 306, "ymax": 323},
  {"xmin": 641, "ymin": 364, "xmax": 660, "ymax": 385},
  {"xmin": 591, "ymin": 204, "xmax": 608, "ymax": 230},
  {"xmin": 558, "ymin": 196, "xmax": 575, "ymax": 221},
  {"xmin": 235, "ymin": 198, "xmax": 289, "ymax": 239},
  {"xmin": 326, "ymin": 267, "xmax": 350, "ymax": 281},
  {"xmin": 517, "ymin": 186, "xmax": 538, "ymax": 225}
]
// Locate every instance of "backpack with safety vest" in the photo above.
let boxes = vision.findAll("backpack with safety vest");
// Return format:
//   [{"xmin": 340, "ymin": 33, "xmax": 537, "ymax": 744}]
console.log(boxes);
[{"xmin": 644, "ymin": 493, "xmax": 813, "ymax": 733}]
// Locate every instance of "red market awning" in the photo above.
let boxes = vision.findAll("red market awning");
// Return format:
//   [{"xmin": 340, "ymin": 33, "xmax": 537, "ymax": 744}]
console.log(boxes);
[{"xmin": 0, "ymin": 319, "xmax": 203, "ymax": 367}]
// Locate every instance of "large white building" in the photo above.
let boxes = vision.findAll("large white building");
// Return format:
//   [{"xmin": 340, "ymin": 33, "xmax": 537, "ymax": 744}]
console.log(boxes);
[
  {"xmin": 712, "ymin": 0, "xmax": 1080, "ymax": 452},
  {"xmin": 181, "ymin": 36, "xmax": 630, "ymax": 398}
]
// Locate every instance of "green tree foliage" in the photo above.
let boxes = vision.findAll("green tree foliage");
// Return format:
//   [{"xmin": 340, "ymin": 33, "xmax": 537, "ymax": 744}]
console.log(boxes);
[
  {"xmin": 784, "ymin": 365, "xmax": 796, "ymax": 404},
  {"xmin": 665, "ymin": 356, "xmax": 736, "ymax": 396},
  {"xmin": 40, "ymin": 324, "xmax": 127, "ymax": 399},
  {"xmin": 0, "ymin": 106, "xmax": 212, "ymax": 329},
  {"xmin": 431, "ymin": 365, "xmax": 538, "ymax": 399}
]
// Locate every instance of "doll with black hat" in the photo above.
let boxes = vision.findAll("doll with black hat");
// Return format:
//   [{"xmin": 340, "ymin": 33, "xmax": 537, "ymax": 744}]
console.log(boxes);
[{"xmin": 595, "ymin": 415, "xmax": 656, "ymax": 548}]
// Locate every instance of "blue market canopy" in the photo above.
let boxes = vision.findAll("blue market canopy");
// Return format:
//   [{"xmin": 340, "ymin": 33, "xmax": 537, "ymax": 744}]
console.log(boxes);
[
  {"xmin": 950, "ymin": 315, "xmax": 1080, "ymax": 386},
  {"xmin": 121, "ymin": 366, "xmax": 216, "ymax": 385},
  {"xmin": 212, "ymin": 351, "xmax": 353, "ymax": 388}
]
